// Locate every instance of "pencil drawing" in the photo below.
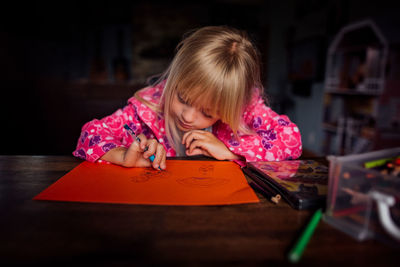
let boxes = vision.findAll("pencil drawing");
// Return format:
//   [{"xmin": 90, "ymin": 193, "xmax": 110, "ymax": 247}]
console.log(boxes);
[
  {"xmin": 130, "ymin": 163, "xmax": 229, "ymax": 188},
  {"xmin": 130, "ymin": 169, "xmax": 168, "ymax": 183},
  {"xmin": 176, "ymin": 164, "xmax": 228, "ymax": 188}
]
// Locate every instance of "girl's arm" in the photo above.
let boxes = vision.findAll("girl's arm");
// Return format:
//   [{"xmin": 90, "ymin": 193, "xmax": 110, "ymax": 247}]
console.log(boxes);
[
  {"xmin": 73, "ymin": 105, "xmax": 136, "ymax": 163},
  {"xmin": 74, "ymin": 102, "xmax": 146, "ymax": 156},
  {"xmin": 218, "ymin": 92, "xmax": 302, "ymax": 165},
  {"xmin": 182, "ymin": 91, "xmax": 302, "ymax": 164},
  {"xmin": 73, "ymin": 103, "xmax": 166, "ymax": 169},
  {"xmin": 182, "ymin": 130, "xmax": 240, "ymax": 160},
  {"xmin": 100, "ymin": 134, "xmax": 166, "ymax": 169}
]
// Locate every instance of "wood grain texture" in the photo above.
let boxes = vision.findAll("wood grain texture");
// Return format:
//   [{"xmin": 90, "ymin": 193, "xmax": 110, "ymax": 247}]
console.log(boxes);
[{"xmin": 0, "ymin": 156, "xmax": 398, "ymax": 266}]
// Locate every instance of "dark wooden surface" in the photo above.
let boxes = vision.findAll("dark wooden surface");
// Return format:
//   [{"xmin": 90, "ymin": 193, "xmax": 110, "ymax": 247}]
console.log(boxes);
[{"xmin": 0, "ymin": 156, "xmax": 398, "ymax": 266}]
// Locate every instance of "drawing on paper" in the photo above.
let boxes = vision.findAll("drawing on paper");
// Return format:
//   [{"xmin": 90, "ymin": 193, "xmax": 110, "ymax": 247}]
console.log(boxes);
[
  {"xmin": 130, "ymin": 163, "xmax": 229, "ymax": 188},
  {"xmin": 131, "ymin": 168, "xmax": 169, "ymax": 183},
  {"xmin": 176, "ymin": 164, "xmax": 229, "ymax": 188}
]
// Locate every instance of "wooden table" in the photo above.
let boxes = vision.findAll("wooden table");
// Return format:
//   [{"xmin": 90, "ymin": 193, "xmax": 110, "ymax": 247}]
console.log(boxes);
[{"xmin": 0, "ymin": 156, "xmax": 398, "ymax": 266}]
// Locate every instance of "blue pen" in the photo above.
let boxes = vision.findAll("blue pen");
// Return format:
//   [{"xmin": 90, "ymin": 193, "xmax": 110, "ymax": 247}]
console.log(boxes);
[{"xmin": 123, "ymin": 124, "xmax": 157, "ymax": 164}]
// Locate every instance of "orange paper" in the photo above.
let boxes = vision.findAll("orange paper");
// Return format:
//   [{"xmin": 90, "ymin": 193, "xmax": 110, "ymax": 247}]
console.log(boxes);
[{"xmin": 33, "ymin": 160, "xmax": 259, "ymax": 206}]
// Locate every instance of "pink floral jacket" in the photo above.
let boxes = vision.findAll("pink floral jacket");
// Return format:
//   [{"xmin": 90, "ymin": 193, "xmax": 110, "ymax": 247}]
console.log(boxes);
[{"xmin": 73, "ymin": 83, "xmax": 302, "ymax": 166}]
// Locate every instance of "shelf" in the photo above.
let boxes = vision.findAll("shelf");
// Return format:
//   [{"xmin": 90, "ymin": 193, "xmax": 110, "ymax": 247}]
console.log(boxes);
[
  {"xmin": 322, "ymin": 123, "xmax": 338, "ymax": 133},
  {"xmin": 325, "ymin": 89, "xmax": 381, "ymax": 96},
  {"xmin": 321, "ymin": 20, "xmax": 399, "ymax": 155},
  {"xmin": 333, "ymin": 43, "xmax": 383, "ymax": 53}
]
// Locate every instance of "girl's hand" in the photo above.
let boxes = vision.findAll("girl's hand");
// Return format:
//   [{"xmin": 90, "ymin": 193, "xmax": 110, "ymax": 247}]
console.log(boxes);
[
  {"xmin": 182, "ymin": 130, "xmax": 239, "ymax": 160},
  {"xmin": 100, "ymin": 134, "xmax": 166, "ymax": 170}
]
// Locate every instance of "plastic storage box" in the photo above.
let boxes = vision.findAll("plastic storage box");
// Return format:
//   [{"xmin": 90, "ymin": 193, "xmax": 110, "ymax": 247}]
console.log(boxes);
[{"xmin": 323, "ymin": 147, "xmax": 400, "ymax": 247}]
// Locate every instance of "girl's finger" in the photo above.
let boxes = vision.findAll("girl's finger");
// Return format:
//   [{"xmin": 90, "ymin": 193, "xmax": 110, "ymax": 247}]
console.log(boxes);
[
  {"xmin": 185, "ymin": 147, "xmax": 212, "ymax": 157},
  {"xmin": 136, "ymin": 134, "xmax": 148, "ymax": 151},
  {"xmin": 182, "ymin": 130, "xmax": 201, "ymax": 144},
  {"xmin": 125, "ymin": 142, "xmax": 151, "ymax": 167},
  {"xmin": 143, "ymin": 139, "xmax": 158, "ymax": 159},
  {"xmin": 185, "ymin": 148, "xmax": 203, "ymax": 156},
  {"xmin": 159, "ymin": 148, "xmax": 167, "ymax": 170},
  {"xmin": 187, "ymin": 139, "xmax": 206, "ymax": 154},
  {"xmin": 153, "ymin": 143, "xmax": 165, "ymax": 169},
  {"xmin": 182, "ymin": 131, "xmax": 206, "ymax": 148},
  {"xmin": 181, "ymin": 131, "xmax": 191, "ymax": 145}
]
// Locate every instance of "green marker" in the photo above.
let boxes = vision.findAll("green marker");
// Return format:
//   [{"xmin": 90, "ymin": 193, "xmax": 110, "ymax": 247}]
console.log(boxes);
[
  {"xmin": 364, "ymin": 156, "xmax": 399, "ymax": 169},
  {"xmin": 288, "ymin": 208, "xmax": 322, "ymax": 263}
]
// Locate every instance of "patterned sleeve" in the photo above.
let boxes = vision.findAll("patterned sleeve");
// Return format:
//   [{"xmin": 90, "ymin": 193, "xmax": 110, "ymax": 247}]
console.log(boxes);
[
  {"xmin": 72, "ymin": 101, "xmax": 143, "ymax": 162},
  {"xmin": 220, "ymin": 89, "xmax": 302, "ymax": 165}
]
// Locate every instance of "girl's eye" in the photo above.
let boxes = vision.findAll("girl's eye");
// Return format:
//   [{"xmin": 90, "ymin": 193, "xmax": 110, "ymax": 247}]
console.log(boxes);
[
  {"xmin": 177, "ymin": 94, "xmax": 188, "ymax": 105},
  {"xmin": 177, "ymin": 93, "xmax": 213, "ymax": 119},
  {"xmin": 201, "ymin": 110, "xmax": 213, "ymax": 119}
]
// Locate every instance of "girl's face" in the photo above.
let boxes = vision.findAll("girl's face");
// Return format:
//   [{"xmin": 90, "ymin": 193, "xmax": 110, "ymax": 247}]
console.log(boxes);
[{"xmin": 171, "ymin": 92, "xmax": 220, "ymax": 132}]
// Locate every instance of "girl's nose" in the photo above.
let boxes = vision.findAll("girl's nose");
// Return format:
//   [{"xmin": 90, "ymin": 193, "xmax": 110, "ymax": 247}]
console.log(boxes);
[{"xmin": 182, "ymin": 107, "xmax": 197, "ymax": 123}]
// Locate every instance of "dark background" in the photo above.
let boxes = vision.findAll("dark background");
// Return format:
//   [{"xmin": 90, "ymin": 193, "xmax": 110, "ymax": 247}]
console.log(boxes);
[{"xmin": 1, "ymin": 0, "xmax": 399, "ymax": 156}]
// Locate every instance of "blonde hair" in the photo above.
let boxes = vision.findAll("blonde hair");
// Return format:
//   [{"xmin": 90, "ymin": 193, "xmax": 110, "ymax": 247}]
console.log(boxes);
[{"xmin": 136, "ymin": 26, "xmax": 263, "ymax": 155}]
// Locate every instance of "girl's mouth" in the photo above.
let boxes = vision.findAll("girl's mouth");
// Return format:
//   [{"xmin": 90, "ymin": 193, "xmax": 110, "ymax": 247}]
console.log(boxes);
[{"xmin": 177, "ymin": 119, "xmax": 193, "ymax": 130}]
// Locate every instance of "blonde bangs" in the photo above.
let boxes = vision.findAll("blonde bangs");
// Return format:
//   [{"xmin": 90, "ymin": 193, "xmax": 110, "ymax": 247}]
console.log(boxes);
[
  {"xmin": 169, "ymin": 52, "xmax": 251, "ymax": 134},
  {"xmin": 157, "ymin": 26, "xmax": 262, "ymax": 154}
]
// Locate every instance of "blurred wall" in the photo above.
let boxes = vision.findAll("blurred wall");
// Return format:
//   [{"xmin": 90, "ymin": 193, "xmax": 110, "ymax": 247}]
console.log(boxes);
[{"xmin": 1, "ymin": 0, "xmax": 399, "ymax": 155}]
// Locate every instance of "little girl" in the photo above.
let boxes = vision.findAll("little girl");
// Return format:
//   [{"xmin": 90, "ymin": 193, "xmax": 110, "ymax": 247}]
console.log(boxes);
[{"xmin": 73, "ymin": 26, "xmax": 302, "ymax": 170}]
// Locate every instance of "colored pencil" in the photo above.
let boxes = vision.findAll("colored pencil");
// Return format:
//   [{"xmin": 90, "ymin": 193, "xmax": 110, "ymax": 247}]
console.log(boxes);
[
  {"xmin": 249, "ymin": 181, "xmax": 281, "ymax": 204},
  {"xmin": 123, "ymin": 124, "xmax": 159, "ymax": 168},
  {"xmin": 288, "ymin": 208, "xmax": 322, "ymax": 263}
]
